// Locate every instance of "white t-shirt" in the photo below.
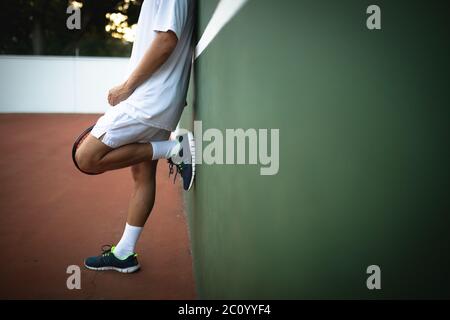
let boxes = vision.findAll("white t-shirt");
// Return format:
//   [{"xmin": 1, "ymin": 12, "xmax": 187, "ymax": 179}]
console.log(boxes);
[{"xmin": 118, "ymin": 0, "xmax": 195, "ymax": 132}]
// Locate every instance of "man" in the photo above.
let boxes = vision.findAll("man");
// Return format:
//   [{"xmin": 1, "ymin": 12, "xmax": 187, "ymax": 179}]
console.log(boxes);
[{"xmin": 75, "ymin": 0, "xmax": 195, "ymax": 273}]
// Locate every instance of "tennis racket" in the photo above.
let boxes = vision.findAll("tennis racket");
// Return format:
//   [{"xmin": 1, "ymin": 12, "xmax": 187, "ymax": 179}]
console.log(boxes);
[{"xmin": 71, "ymin": 124, "xmax": 100, "ymax": 175}]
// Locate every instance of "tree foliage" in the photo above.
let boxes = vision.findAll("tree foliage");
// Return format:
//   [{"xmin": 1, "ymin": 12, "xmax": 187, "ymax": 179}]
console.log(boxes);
[{"xmin": 0, "ymin": 0, "xmax": 141, "ymax": 57}]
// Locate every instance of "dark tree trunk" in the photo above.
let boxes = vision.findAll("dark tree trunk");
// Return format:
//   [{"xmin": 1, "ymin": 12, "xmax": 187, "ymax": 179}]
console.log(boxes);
[{"xmin": 32, "ymin": 19, "xmax": 43, "ymax": 55}]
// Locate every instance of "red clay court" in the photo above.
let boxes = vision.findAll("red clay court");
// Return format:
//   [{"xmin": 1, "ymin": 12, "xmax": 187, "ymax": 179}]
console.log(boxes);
[{"xmin": 0, "ymin": 114, "xmax": 196, "ymax": 299}]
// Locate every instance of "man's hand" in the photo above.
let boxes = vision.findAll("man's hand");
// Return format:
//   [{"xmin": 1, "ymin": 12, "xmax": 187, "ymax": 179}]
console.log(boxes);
[{"xmin": 107, "ymin": 82, "xmax": 133, "ymax": 106}]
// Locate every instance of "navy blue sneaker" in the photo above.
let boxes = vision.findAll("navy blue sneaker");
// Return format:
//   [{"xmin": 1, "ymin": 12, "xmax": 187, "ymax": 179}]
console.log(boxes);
[
  {"xmin": 84, "ymin": 245, "xmax": 140, "ymax": 273},
  {"xmin": 168, "ymin": 132, "xmax": 195, "ymax": 191}
]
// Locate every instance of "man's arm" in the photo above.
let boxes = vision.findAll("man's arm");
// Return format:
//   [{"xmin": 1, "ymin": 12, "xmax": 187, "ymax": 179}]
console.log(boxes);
[{"xmin": 107, "ymin": 31, "xmax": 178, "ymax": 106}]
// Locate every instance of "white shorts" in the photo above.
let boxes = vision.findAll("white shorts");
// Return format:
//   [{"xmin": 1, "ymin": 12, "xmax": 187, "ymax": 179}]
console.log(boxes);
[{"xmin": 91, "ymin": 107, "xmax": 170, "ymax": 148}]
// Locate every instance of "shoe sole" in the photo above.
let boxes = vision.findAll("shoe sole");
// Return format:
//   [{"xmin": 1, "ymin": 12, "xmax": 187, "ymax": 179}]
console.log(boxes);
[
  {"xmin": 185, "ymin": 131, "xmax": 195, "ymax": 191},
  {"xmin": 172, "ymin": 132, "xmax": 196, "ymax": 191},
  {"xmin": 84, "ymin": 263, "xmax": 140, "ymax": 274}
]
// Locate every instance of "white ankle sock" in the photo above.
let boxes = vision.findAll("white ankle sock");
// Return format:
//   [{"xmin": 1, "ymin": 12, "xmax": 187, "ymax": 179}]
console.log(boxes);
[
  {"xmin": 150, "ymin": 140, "xmax": 180, "ymax": 160},
  {"xmin": 113, "ymin": 223, "xmax": 143, "ymax": 260}
]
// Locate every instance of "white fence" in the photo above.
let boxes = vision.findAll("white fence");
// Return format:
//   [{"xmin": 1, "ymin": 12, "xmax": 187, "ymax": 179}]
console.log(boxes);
[{"xmin": 0, "ymin": 55, "xmax": 129, "ymax": 113}]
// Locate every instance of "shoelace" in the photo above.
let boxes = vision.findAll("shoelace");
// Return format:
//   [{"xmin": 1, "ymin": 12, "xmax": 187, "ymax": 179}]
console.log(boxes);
[
  {"xmin": 101, "ymin": 245, "xmax": 113, "ymax": 257},
  {"xmin": 168, "ymin": 159, "xmax": 184, "ymax": 183}
]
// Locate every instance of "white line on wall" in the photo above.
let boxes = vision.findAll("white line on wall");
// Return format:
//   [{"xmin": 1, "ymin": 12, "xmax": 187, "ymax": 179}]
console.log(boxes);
[{"xmin": 195, "ymin": 0, "xmax": 249, "ymax": 59}]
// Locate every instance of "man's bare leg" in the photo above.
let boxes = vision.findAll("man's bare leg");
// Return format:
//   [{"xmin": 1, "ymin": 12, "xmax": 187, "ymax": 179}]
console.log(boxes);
[
  {"xmin": 75, "ymin": 134, "xmax": 179, "ymax": 174},
  {"xmin": 127, "ymin": 160, "xmax": 158, "ymax": 227},
  {"xmin": 78, "ymin": 130, "xmax": 179, "ymax": 260},
  {"xmin": 75, "ymin": 135, "xmax": 153, "ymax": 174},
  {"xmin": 109, "ymin": 160, "xmax": 159, "ymax": 259}
]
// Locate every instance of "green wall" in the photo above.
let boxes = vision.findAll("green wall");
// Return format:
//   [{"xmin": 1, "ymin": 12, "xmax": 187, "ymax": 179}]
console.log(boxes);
[{"xmin": 181, "ymin": 0, "xmax": 450, "ymax": 299}]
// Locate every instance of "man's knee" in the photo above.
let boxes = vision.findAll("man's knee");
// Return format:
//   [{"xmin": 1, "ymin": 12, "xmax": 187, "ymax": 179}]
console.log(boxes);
[
  {"xmin": 75, "ymin": 149, "xmax": 102, "ymax": 174},
  {"xmin": 131, "ymin": 161, "xmax": 156, "ymax": 184},
  {"xmin": 75, "ymin": 135, "xmax": 111, "ymax": 174}
]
